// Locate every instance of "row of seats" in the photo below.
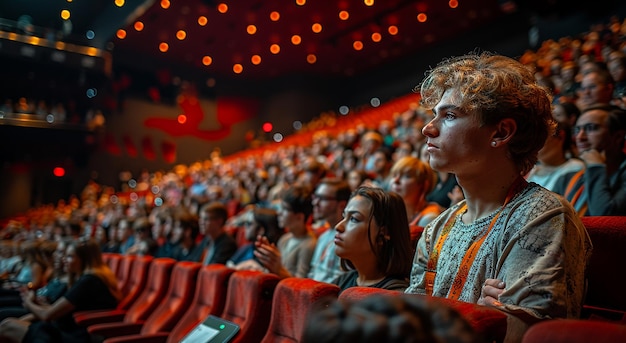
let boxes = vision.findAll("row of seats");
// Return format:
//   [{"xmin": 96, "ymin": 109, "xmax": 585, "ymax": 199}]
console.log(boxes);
[{"xmin": 88, "ymin": 216, "xmax": 626, "ymax": 342}]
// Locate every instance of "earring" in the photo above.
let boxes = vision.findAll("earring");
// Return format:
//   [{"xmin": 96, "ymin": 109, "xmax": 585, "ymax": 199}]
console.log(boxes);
[{"xmin": 491, "ymin": 141, "xmax": 497, "ymax": 147}]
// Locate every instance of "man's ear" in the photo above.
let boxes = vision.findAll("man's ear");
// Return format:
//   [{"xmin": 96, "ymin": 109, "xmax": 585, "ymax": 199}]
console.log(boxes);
[{"xmin": 491, "ymin": 118, "xmax": 518, "ymax": 146}]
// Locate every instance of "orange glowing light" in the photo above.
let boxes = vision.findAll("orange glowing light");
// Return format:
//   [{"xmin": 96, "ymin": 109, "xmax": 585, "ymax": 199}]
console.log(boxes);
[
  {"xmin": 114, "ymin": 0, "xmax": 125, "ymax": 7},
  {"xmin": 134, "ymin": 21, "xmax": 144, "ymax": 31},
  {"xmin": 247, "ymin": 25, "xmax": 257, "ymax": 35},
  {"xmin": 449, "ymin": 0, "xmax": 458, "ymax": 8},
  {"xmin": 159, "ymin": 42, "xmax": 169, "ymax": 52},
  {"xmin": 233, "ymin": 64, "xmax": 243, "ymax": 73},
  {"xmin": 307, "ymin": 54, "xmax": 317, "ymax": 64},
  {"xmin": 202, "ymin": 56, "xmax": 213, "ymax": 66},
  {"xmin": 251, "ymin": 55, "xmax": 262, "ymax": 65},
  {"xmin": 353, "ymin": 40, "xmax": 363, "ymax": 50},
  {"xmin": 177, "ymin": 114, "xmax": 187, "ymax": 124},
  {"xmin": 116, "ymin": 29, "xmax": 127, "ymax": 39},
  {"xmin": 371, "ymin": 32, "xmax": 381, "ymax": 42},
  {"xmin": 312, "ymin": 23, "xmax": 322, "ymax": 33},
  {"xmin": 160, "ymin": 0, "xmax": 170, "ymax": 9},
  {"xmin": 417, "ymin": 13, "xmax": 427, "ymax": 22},
  {"xmin": 388, "ymin": 25, "xmax": 398, "ymax": 35},
  {"xmin": 270, "ymin": 44, "xmax": 280, "ymax": 54},
  {"xmin": 217, "ymin": 3, "xmax": 228, "ymax": 13},
  {"xmin": 291, "ymin": 35, "xmax": 302, "ymax": 45},
  {"xmin": 198, "ymin": 16, "xmax": 208, "ymax": 26},
  {"xmin": 270, "ymin": 11, "xmax": 280, "ymax": 21},
  {"xmin": 364, "ymin": 0, "xmax": 374, "ymax": 6},
  {"xmin": 61, "ymin": 10, "xmax": 70, "ymax": 20},
  {"xmin": 339, "ymin": 11, "xmax": 349, "ymax": 20},
  {"xmin": 296, "ymin": 0, "xmax": 306, "ymax": 5},
  {"xmin": 176, "ymin": 30, "xmax": 186, "ymax": 40}
]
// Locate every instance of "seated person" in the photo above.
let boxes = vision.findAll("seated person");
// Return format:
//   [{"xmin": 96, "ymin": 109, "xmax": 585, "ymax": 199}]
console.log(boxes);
[
  {"xmin": 405, "ymin": 52, "xmax": 592, "ymax": 342},
  {"xmin": 331, "ymin": 186, "xmax": 412, "ymax": 292},
  {"xmin": 0, "ymin": 239, "xmax": 71, "ymax": 321},
  {"xmin": 197, "ymin": 202, "xmax": 238, "ymax": 265},
  {"xmin": 253, "ymin": 185, "xmax": 317, "ymax": 278},
  {"xmin": 302, "ymin": 294, "xmax": 481, "ymax": 343},
  {"xmin": 0, "ymin": 239, "xmax": 121, "ymax": 343},
  {"xmin": 227, "ymin": 207, "xmax": 283, "ymax": 269},
  {"xmin": 168, "ymin": 212, "xmax": 204, "ymax": 262},
  {"xmin": 554, "ymin": 104, "xmax": 626, "ymax": 215}
]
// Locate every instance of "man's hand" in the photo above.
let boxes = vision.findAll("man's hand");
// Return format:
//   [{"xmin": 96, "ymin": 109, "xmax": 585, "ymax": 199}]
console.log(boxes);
[{"xmin": 478, "ymin": 278, "xmax": 505, "ymax": 307}]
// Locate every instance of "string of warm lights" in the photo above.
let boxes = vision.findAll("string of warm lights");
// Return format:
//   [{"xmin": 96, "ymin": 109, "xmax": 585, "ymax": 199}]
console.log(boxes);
[{"xmin": 109, "ymin": 0, "xmax": 465, "ymax": 76}]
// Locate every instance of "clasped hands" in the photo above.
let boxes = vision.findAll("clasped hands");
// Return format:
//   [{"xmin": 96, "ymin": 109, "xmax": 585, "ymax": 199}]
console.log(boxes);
[{"xmin": 478, "ymin": 278, "xmax": 505, "ymax": 308}]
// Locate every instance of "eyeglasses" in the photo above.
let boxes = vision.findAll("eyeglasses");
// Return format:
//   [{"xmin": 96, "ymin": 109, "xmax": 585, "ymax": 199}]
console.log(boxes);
[
  {"xmin": 572, "ymin": 123, "xmax": 602, "ymax": 135},
  {"xmin": 312, "ymin": 194, "xmax": 337, "ymax": 202}
]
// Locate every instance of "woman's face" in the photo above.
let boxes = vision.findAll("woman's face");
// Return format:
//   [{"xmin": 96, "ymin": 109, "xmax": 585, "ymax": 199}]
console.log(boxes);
[
  {"xmin": 389, "ymin": 169, "xmax": 421, "ymax": 200},
  {"xmin": 63, "ymin": 245, "xmax": 81, "ymax": 274},
  {"xmin": 334, "ymin": 195, "xmax": 379, "ymax": 261}
]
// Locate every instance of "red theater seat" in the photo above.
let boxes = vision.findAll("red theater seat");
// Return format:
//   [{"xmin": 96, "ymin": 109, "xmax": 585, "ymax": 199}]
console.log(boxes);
[
  {"xmin": 90, "ymin": 261, "xmax": 202, "ymax": 341},
  {"xmin": 74, "ymin": 258, "xmax": 176, "ymax": 328},
  {"xmin": 103, "ymin": 253, "xmax": 123, "ymax": 279},
  {"xmin": 221, "ymin": 271, "xmax": 280, "ymax": 343},
  {"xmin": 522, "ymin": 319, "xmax": 626, "ymax": 343},
  {"xmin": 339, "ymin": 287, "xmax": 508, "ymax": 343},
  {"xmin": 117, "ymin": 255, "xmax": 153, "ymax": 311},
  {"xmin": 580, "ymin": 216, "xmax": 626, "ymax": 321},
  {"xmin": 165, "ymin": 264, "xmax": 236, "ymax": 343},
  {"xmin": 261, "ymin": 278, "xmax": 340, "ymax": 343},
  {"xmin": 115, "ymin": 254, "xmax": 137, "ymax": 296}
]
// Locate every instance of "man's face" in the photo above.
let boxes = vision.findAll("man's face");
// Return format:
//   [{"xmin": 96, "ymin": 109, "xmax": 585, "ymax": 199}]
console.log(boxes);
[
  {"xmin": 573, "ymin": 109, "xmax": 611, "ymax": 153},
  {"xmin": 312, "ymin": 184, "xmax": 338, "ymax": 222}
]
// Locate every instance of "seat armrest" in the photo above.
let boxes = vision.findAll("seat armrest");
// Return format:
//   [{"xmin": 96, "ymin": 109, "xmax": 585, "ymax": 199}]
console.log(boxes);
[
  {"xmin": 74, "ymin": 309, "xmax": 127, "ymax": 327},
  {"xmin": 87, "ymin": 321, "xmax": 144, "ymax": 339},
  {"xmin": 103, "ymin": 332, "xmax": 169, "ymax": 343}
]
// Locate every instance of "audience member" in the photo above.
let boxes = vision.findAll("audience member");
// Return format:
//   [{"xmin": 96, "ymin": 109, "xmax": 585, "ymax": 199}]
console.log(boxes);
[
  {"xmin": 526, "ymin": 122, "xmax": 585, "ymax": 191},
  {"xmin": 332, "ymin": 186, "xmax": 412, "ymax": 292},
  {"xmin": 168, "ymin": 212, "xmax": 204, "ymax": 261},
  {"xmin": 306, "ymin": 179, "xmax": 351, "ymax": 283},
  {"xmin": 197, "ymin": 202, "xmax": 237, "ymax": 265},
  {"xmin": 0, "ymin": 239, "xmax": 120, "ymax": 343},
  {"xmin": 227, "ymin": 207, "xmax": 282, "ymax": 268},
  {"xmin": 125, "ymin": 217, "xmax": 158, "ymax": 256},
  {"xmin": 389, "ymin": 156, "xmax": 444, "ymax": 228},
  {"xmin": 554, "ymin": 104, "xmax": 626, "ymax": 215},
  {"xmin": 404, "ymin": 52, "xmax": 592, "ymax": 341},
  {"xmin": 254, "ymin": 185, "xmax": 317, "ymax": 278},
  {"xmin": 302, "ymin": 294, "xmax": 483, "ymax": 343},
  {"xmin": 576, "ymin": 68, "xmax": 615, "ymax": 111}
]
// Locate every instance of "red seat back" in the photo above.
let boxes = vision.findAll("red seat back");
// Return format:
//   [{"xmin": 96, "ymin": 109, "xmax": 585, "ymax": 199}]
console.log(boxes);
[
  {"xmin": 140, "ymin": 261, "xmax": 202, "ymax": 335},
  {"xmin": 115, "ymin": 254, "xmax": 137, "ymax": 295},
  {"xmin": 166, "ymin": 264, "xmax": 236, "ymax": 343},
  {"xmin": 581, "ymin": 216, "xmax": 626, "ymax": 316},
  {"xmin": 220, "ymin": 271, "xmax": 280, "ymax": 343},
  {"xmin": 116, "ymin": 255, "xmax": 153, "ymax": 310},
  {"xmin": 261, "ymin": 278, "xmax": 340, "ymax": 343},
  {"xmin": 522, "ymin": 319, "xmax": 626, "ymax": 343},
  {"xmin": 104, "ymin": 253, "xmax": 123, "ymax": 278},
  {"xmin": 123, "ymin": 257, "xmax": 176, "ymax": 324}
]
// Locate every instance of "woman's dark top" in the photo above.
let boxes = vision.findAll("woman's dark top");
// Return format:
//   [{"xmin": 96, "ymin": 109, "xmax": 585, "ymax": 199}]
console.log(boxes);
[
  {"xmin": 332, "ymin": 270, "xmax": 408, "ymax": 293},
  {"xmin": 23, "ymin": 274, "xmax": 118, "ymax": 343}
]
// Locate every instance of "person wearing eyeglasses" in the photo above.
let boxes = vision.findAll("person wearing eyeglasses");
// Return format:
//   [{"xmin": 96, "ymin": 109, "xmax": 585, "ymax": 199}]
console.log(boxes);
[{"xmin": 553, "ymin": 104, "xmax": 626, "ymax": 216}]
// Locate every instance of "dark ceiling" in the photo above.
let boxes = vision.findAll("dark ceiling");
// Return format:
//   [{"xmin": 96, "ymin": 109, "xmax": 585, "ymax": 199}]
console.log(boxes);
[
  {"xmin": 1, "ymin": 0, "xmax": 623, "ymax": 82},
  {"xmin": 0, "ymin": 0, "xmax": 515, "ymax": 80}
]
